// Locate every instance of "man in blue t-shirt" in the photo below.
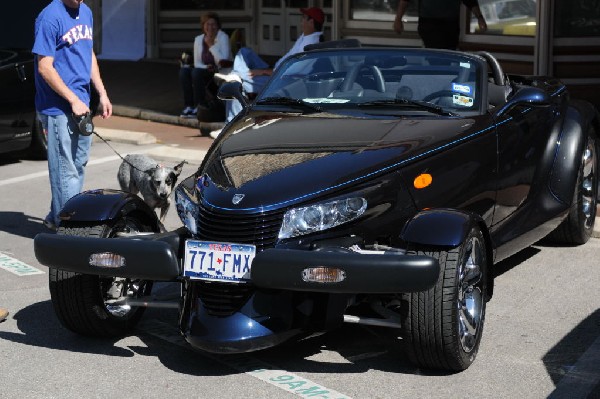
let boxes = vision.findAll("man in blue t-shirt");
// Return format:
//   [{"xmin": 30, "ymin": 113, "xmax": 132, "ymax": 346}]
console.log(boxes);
[{"xmin": 33, "ymin": 0, "xmax": 112, "ymax": 231}]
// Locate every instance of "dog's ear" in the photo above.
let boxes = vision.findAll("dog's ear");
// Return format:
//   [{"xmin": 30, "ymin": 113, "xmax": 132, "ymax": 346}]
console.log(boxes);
[{"xmin": 173, "ymin": 160, "xmax": 187, "ymax": 176}]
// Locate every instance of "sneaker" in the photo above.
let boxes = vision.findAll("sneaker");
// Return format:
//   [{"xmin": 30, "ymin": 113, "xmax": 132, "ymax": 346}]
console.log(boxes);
[
  {"xmin": 0, "ymin": 307, "xmax": 8, "ymax": 323},
  {"xmin": 209, "ymin": 129, "xmax": 222, "ymax": 139},
  {"xmin": 214, "ymin": 72, "xmax": 242, "ymax": 85},
  {"xmin": 43, "ymin": 218, "xmax": 57, "ymax": 231},
  {"xmin": 180, "ymin": 106, "xmax": 197, "ymax": 118}
]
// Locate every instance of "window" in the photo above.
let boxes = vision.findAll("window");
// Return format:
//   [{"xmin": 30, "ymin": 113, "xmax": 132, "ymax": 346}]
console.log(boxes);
[
  {"xmin": 555, "ymin": 0, "xmax": 600, "ymax": 37},
  {"xmin": 470, "ymin": 0, "xmax": 537, "ymax": 36},
  {"xmin": 159, "ymin": 0, "xmax": 244, "ymax": 10},
  {"xmin": 349, "ymin": 0, "xmax": 412, "ymax": 22}
]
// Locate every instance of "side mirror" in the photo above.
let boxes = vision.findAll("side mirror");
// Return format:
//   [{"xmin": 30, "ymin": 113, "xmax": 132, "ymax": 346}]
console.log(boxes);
[
  {"xmin": 217, "ymin": 82, "xmax": 249, "ymax": 108},
  {"xmin": 497, "ymin": 87, "xmax": 551, "ymax": 116}
]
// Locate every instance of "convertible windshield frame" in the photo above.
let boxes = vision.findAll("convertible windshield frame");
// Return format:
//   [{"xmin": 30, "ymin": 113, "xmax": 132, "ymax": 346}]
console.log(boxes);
[{"xmin": 257, "ymin": 48, "xmax": 486, "ymax": 116}]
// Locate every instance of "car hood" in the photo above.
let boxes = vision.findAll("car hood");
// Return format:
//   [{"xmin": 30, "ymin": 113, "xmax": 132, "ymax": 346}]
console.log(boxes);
[{"xmin": 199, "ymin": 112, "xmax": 477, "ymax": 211}]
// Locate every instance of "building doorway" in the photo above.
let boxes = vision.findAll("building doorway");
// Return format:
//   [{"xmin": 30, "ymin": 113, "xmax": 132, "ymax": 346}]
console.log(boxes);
[{"xmin": 258, "ymin": 0, "xmax": 312, "ymax": 56}]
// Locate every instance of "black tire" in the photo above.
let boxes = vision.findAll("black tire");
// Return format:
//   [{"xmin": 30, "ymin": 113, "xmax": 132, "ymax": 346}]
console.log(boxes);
[
  {"xmin": 49, "ymin": 216, "xmax": 154, "ymax": 337},
  {"xmin": 28, "ymin": 117, "xmax": 47, "ymax": 160},
  {"xmin": 401, "ymin": 226, "xmax": 488, "ymax": 371},
  {"xmin": 546, "ymin": 132, "xmax": 597, "ymax": 245}
]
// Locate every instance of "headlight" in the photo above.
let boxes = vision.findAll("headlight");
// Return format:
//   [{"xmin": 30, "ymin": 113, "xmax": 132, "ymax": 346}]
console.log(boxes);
[{"xmin": 279, "ymin": 197, "xmax": 367, "ymax": 239}]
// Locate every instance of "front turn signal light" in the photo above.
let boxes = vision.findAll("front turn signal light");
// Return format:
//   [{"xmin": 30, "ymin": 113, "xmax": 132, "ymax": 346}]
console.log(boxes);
[
  {"xmin": 89, "ymin": 252, "xmax": 125, "ymax": 268},
  {"xmin": 302, "ymin": 267, "xmax": 346, "ymax": 283}
]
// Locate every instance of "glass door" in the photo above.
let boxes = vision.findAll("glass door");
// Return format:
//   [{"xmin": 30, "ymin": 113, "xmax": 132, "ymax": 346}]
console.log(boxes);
[{"xmin": 259, "ymin": 0, "xmax": 310, "ymax": 56}]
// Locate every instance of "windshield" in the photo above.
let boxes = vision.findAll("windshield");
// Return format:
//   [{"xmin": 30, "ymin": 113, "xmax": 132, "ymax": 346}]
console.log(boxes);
[{"xmin": 258, "ymin": 48, "xmax": 483, "ymax": 116}]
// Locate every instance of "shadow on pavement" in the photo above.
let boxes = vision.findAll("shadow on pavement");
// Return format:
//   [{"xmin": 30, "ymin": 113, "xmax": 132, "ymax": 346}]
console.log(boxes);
[{"xmin": 0, "ymin": 211, "xmax": 48, "ymax": 240}]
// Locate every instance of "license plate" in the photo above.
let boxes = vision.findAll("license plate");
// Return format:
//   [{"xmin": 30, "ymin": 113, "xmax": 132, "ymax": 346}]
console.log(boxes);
[{"xmin": 184, "ymin": 240, "xmax": 255, "ymax": 283}]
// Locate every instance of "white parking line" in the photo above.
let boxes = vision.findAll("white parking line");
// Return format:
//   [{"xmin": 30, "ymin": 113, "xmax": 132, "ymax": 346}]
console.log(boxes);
[
  {"xmin": 0, "ymin": 149, "xmax": 154, "ymax": 187},
  {"xmin": 141, "ymin": 319, "xmax": 352, "ymax": 399}
]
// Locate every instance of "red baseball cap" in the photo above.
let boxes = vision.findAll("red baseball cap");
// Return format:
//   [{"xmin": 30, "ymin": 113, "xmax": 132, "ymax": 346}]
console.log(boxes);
[{"xmin": 300, "ymin": 7, "xmax": 325, "ymax": 25}]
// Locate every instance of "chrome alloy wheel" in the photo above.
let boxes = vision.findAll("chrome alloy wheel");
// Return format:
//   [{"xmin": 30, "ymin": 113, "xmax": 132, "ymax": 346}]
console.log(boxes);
[
  {"xmin": 581, "ymin": 137, "xmax": 597, "ymax": 230},
  {"xmin": 457, "ymin": 235, "xmax": 484, "ymax": 353}
]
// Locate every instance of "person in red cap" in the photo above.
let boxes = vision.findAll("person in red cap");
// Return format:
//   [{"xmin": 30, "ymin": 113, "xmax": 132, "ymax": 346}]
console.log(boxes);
[{"xmin": 210, "ymin": 7, "xmax": 325, "ymax": 138}]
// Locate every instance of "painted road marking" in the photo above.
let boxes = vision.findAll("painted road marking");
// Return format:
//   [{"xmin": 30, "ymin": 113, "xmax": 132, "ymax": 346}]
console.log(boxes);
[
  {"xmin": 140, "ymin": 319, "xmax": 352, "ymax": 399},
  {"xmin": 0, "ymin": 149, "xmax": 154, "ymax": 187},
  {"xmin": 0, "ymin": 253, "xmax": 44, "ymax": 276}
]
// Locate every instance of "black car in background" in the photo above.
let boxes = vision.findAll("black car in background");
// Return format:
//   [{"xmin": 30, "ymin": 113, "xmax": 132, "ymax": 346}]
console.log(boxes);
[
  {"xmin": 0, "ymin": 48, "xmax": 46, "ymax": 159},
  {"xmin": 0, "ymin": 1, "xmax": 49, "ymax": 160}
]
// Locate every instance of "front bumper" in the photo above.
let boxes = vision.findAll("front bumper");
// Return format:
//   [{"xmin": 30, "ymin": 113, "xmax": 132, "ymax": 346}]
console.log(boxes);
[
  {"xmin": 252, "ymin": 248, "xmax": 439, "ymax": 293},
  {"xmin": 34, "ymin": 231, "xmax": 181, "ymax": 281},
  {"xmin": 34, "ymin": 233, "xmax": 439, "ymax": 293}
]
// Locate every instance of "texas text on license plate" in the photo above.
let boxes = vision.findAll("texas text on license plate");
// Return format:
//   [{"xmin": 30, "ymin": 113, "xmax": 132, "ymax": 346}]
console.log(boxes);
[{"xmin": 183, "ymin": 240, "xmax": 256, "ymax": 283}]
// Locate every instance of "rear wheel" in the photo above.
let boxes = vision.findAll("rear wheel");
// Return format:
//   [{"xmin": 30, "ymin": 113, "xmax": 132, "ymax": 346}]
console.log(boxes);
[
  {"xmin": 401, "ymin": 226, "xmax": 488, "ymax": 371},
  {"xmin": 547, "ymin": 132, "xmax": 597, "ymax": 245},
  {"xmin": 49, "ymin": 216, "xmax": 154, "ymax": 337}
]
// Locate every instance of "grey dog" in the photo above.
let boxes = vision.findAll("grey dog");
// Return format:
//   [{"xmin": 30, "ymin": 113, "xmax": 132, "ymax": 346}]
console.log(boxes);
[{"xmin": 117, "ymin": 154, "xmax": 186, "ymax": 223}]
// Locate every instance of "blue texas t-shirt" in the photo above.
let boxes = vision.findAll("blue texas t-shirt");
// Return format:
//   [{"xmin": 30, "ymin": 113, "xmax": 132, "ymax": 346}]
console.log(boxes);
[{"xmin": 33, "ymin": 0, "xmax": 93, "ymax": 115}]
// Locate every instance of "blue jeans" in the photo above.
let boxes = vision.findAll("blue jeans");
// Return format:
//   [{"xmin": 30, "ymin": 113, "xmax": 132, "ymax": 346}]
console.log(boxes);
[
  {"xmin": 225, "ymin": 47, "xmax": 271, "ymax": 123},
  {"xmin": 38, "ymin": 113, "xmax": 92, "ymax": 226}
]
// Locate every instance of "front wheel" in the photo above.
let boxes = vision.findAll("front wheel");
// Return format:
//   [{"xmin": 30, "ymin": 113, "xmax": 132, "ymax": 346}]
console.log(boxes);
[
  {"xmin": 49, "ymin": 216, "xmax": 154, "ymax": 337},
  {"xmin": 401, "ymin": 226, "xmax": 488, "ymax": 371}
]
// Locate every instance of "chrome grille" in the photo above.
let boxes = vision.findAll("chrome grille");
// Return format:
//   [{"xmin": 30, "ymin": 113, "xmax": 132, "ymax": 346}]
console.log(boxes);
[
  {"xmin": 196, "ymin": 203, "xmax": 284, "ymax": 251},
  {"xmin": 195, "ymin": 203, "xmax": 284, "ymax": 316}
]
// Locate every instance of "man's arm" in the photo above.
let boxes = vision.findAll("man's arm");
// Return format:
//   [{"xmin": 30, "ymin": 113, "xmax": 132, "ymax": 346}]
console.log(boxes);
[
  {"xmin": 393, "ymin": 0, "xmax": 410, "ymax": 34},
  {"xmin": 37, "ymin": 54, "xmax": 89, "ymax": 116},
  {"xmin": 470, "ymin": 5, "xmax": 487, "ymax": 33},
  {"xmin": 90, "ymin": 51, "xmax": 112, "ymax": 118},
  {"xmin": 463, "ymin": 0, "xmax": 487, "ymax": 33}
]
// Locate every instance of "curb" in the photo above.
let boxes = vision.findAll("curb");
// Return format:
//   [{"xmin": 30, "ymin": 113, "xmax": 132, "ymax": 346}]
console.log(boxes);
[
  {"xmin": 111, "ymin": 104, "xmax": 225, "ymax": 137},
  {"xmin": 94, "ymin": 127, "xmax": 157, "ymax": 145},
  {"xmin": 112, "ymin": 105, "xmax": 200, "ymax": 129}
]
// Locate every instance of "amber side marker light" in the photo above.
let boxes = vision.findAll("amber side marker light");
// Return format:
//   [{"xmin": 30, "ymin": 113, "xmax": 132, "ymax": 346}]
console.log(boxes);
[{"xmin": 414, "ymin": 173, "xmax": 432, "ymax": 189}]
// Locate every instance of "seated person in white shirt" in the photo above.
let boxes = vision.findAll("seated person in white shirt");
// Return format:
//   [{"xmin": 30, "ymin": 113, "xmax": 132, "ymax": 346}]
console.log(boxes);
[
  {"xmin": 179, "ymin": 12, "xmax": 231, "ymax": 118},
  {"xmin": 211, "ymin": 7, "xmax": 324, "ymax": 137}
]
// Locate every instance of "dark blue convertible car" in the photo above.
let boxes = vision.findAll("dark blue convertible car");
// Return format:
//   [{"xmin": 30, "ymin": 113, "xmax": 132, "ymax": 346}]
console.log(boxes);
[{"xmin": 34, "ymin": 45, "xmax": 599, "ymax": 371}]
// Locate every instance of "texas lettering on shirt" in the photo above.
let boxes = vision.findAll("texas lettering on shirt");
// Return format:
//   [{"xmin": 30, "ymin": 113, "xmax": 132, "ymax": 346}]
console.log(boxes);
[{"xmin": 62, "ymin": 24, "xmax": 93, "ymax": 45}]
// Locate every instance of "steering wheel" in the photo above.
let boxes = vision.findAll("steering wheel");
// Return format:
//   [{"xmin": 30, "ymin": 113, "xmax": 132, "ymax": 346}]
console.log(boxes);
[
  {"xmin": 476, "ymin": 51, "xmax": 505, "ymax": 86},
  {"xmin": 341, "ymin": 64, "xmax": 385, "ymax": 92},
  {"xmin": 422, "ymin": 89, "xmax": 456, "ymax": 103}
]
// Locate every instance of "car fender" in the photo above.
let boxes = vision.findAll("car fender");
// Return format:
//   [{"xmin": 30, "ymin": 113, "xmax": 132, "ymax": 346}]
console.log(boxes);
[
  {"xmin": 548, "ymin": 101, "xmax": 595, "ymax": 204},
  {"xmin": 400, "ymin": 208, "xmax": 495, "ymax": 299},
  {"xmin": 400, "ymin": 208, "xmax": 483, "ymax": 248},
  {"xmin": 59, "ymin": 189, "xmax": 160, "ymax": 229}
]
